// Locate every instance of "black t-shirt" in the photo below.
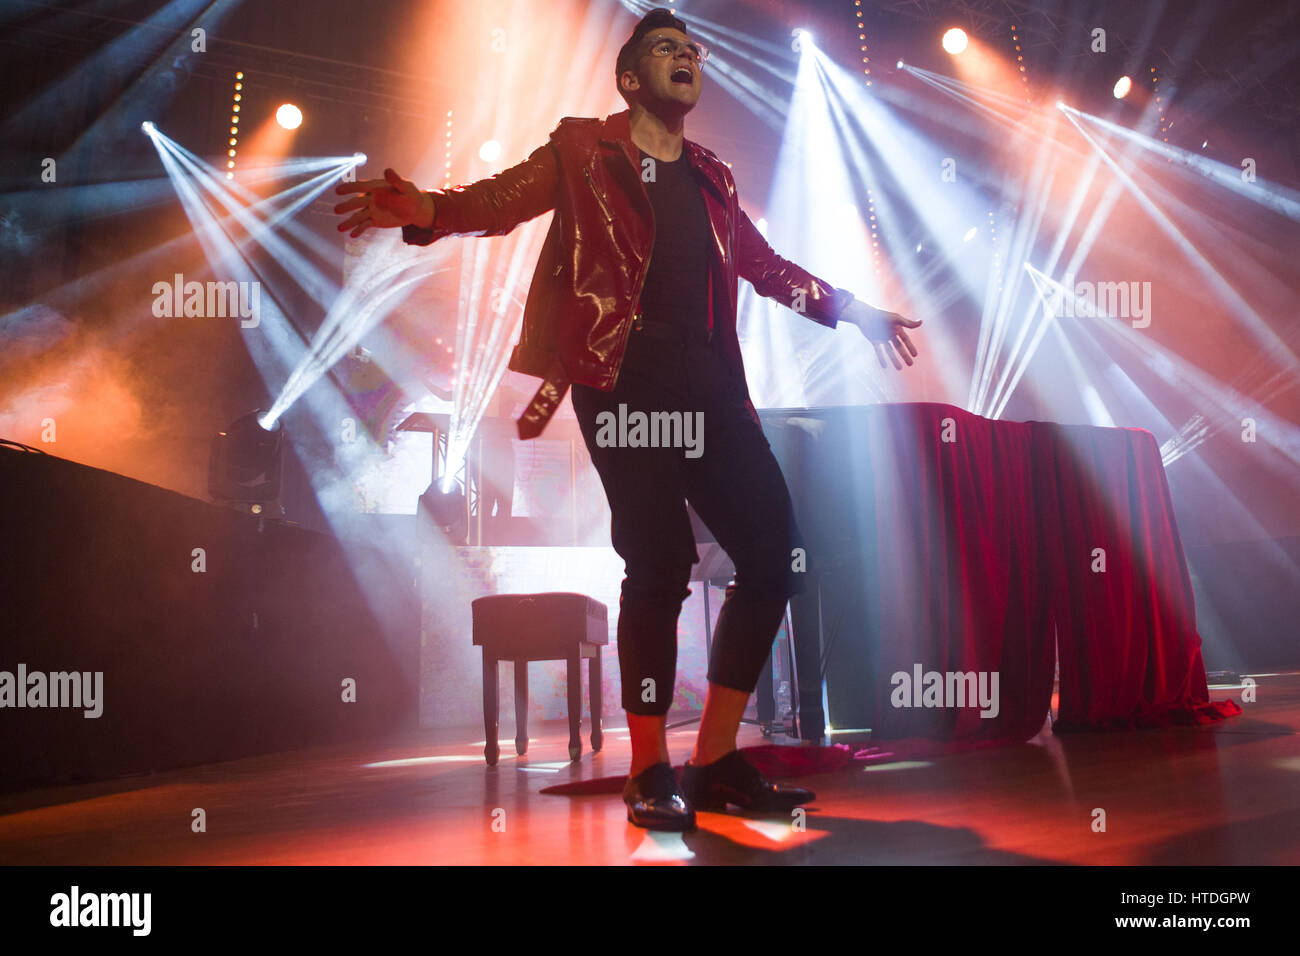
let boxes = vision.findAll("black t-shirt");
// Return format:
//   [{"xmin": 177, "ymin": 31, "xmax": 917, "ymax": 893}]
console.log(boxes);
[{"xmin": 636, "ymin": 148, "xmax": 713, "ymax": 334}]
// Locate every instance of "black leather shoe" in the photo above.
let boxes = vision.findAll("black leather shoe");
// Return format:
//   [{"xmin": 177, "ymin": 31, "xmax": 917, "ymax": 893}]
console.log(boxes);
[
  {"xmin": 623, "ymin": 762, "xmax": 696, "ymax": 831},
  {"xmin": 682, "ymin": 749, "xmax": 816, "ymax": 812}
]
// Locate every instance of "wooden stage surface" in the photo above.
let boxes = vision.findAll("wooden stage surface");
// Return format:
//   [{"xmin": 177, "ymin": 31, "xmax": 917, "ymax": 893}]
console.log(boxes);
[{"xmin": 1, "ymin": 676, "xmax": 1296, "ymax": 866}]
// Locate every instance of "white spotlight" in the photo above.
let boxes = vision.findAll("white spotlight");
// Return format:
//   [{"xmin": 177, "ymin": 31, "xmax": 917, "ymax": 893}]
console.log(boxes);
[
  {"xmin": 1113, "ymin": 75, "xmax": 1132, "ymax": 99},
  {"xmin": 942, "ymin": 28, "xmax": 968, "ymax": 55},
  {"xmin": 276, "ymin": 103, "xmax": 303, "ymax": 130},
  {"xmin": 962, "ymin": 226, "xmax": 977, "ymax": 242},
  {"xmin": 353, "ymin": 152, "xmax": 367, "ymax": 164},
  {"xmin": 140, "ymin": 121, "xmax": 155, "ymax": 134},
  {"xmin": 792, "ymin": 27, "xmax": 813, "ymax": 52},
  {"xmin": 896, "ymin": 59, "xmax": 905, "ymax": 69},
  {"xmin": 478, "ymin": 139, "xmax": 502, "ymax": 162}
]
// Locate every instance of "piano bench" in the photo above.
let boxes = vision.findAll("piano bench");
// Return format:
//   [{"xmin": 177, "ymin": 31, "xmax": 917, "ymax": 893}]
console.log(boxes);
[{"xmin": 471, "ymin": 593, "xmax": 608, "ymax": 766}]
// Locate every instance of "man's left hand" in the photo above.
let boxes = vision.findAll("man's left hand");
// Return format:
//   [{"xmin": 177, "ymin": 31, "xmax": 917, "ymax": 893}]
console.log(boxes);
[{"xmin": 841, "ymin": 299, "xmax": 922, "ymax": 370}]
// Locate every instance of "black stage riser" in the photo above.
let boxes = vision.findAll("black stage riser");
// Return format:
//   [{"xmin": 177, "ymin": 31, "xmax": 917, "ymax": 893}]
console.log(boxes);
[{"xmin": 0, "ymin": 448, "xmax": 418, "ymax": 791}]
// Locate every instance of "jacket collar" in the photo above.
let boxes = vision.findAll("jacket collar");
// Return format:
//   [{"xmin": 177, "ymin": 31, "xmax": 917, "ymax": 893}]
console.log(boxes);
[
  {"xmin": 598, "ymin": 108, "xmax": 635, "ymax": 152},
  {"xmin": 599, "ymin": 109, "xmax": 727, "ymax": 200}
]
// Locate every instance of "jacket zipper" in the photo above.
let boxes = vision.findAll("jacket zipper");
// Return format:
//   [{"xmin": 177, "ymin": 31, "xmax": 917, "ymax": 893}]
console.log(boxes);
[
  {"xmin": 623, "ymin": 184, "xmax": 654, "ymax": 346},
  {"xmin": 583, "ymin": 167, "xmax": 614, "ymax": 223},
  {"xmin": 592, "ymin": 151, "xmax": 650, "ymax": 383},
  {"xmin": 628, "ymin": 145, "xmax": 656, "ymax": 336},
  {"xmin": 609, "ymin": 236, "xmax": 652, "ymax": 385},
  {"xmin": 631, "ymin": 264, "xmax": 648, "ymax": 330}
]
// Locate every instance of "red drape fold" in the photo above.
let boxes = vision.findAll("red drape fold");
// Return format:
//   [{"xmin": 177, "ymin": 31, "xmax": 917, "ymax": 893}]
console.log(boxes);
[
  {"xmin": 862, "ymin": 405, "xmax": 1238, "ymax": 746},
  {"xmin": 1031, "ymin": 421, "xmax": 1241, "ymax": 731},
  {"xmin": 864, "ymin": 404, "xmax": 1055, "ymax": 748}
]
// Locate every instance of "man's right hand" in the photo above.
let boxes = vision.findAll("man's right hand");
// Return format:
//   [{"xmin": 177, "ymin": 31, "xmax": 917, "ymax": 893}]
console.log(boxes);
[{"xmin": 333, "ymin": 168, "xmax": 435, "ymax": 237}]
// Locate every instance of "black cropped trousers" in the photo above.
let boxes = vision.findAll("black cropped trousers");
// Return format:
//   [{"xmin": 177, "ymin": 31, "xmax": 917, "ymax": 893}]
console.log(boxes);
[{"xmin": 571, "ymin": 321, "xmax": 805, "ymax": 716}]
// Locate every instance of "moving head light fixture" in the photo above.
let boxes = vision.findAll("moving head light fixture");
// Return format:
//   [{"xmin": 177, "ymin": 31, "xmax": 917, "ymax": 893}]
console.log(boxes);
[{"xmin": 209, "ymin": 409, "xmax": 285, "ymax": 518}]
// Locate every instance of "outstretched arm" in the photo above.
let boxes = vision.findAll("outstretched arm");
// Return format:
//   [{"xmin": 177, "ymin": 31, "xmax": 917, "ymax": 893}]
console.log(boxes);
[
  {"xmin": 334, "ymin": 141, "xmax": 560, "ymax": 243},
  {"xmin": 736, "ymin": 207, "xmax": 921, "ymax": 371},
  {"xmin": 736, "ymin": 207, "xmax": 851, "ymax": 328}
]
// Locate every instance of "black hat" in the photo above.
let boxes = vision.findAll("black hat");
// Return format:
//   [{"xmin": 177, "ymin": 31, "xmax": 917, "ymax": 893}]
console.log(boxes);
[{"xmin": 615, "ymin": 8, "xmax": 689, "ymax": 79}]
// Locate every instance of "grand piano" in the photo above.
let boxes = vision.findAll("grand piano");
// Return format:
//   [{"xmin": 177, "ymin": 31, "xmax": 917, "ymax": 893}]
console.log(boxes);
[{"xmin": 742, "ymin": 402, "xmax": 1233, "ymax": 747}]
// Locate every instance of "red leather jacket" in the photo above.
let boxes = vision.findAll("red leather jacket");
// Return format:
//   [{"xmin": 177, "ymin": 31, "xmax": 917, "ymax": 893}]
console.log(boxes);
[{"xmin": 402, "ymin": 108, "xmax": 854, "ymax": 438}]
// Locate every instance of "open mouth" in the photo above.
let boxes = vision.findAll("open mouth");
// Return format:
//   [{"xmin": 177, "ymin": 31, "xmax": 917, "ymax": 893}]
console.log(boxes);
[{"xmin": 671, "ymin": 67, "xmax": 693, "ymax": 84}]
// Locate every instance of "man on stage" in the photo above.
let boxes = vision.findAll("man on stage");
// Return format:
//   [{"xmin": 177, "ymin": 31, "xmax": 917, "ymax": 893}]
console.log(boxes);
[{"xmin": 335, "ymin": 8, "xmax": 921, "ymax": 831}]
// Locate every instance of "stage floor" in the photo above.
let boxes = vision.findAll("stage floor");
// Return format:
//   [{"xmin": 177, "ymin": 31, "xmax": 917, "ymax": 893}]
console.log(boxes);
[{"xmin": 1, "ymin": 676, "xmax": 1296, "ymax": 866}]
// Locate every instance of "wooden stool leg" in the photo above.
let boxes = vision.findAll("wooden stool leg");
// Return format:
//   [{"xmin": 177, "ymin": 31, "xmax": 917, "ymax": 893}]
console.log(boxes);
[
  {"xmin": 514, "ymin": 660, "xmax": 529, "ymax": 756},
  {"xmin": 567, "ymin": 650, "xmax": 582, "ymax": 761},
  {"xmin": 589, "ymin": 650, "xmax": 603, "ymax": 752},
  {"xmin": 483, "ymin": 648, "xmax": 500, "ymax": 766},
  {"xmin": 756, "ymin": 646, "xmax": 776, "ymax": 726}
]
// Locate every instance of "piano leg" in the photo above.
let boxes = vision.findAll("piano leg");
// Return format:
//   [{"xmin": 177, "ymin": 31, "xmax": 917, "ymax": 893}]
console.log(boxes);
[
  {"xmin": 789, "ymin": 582, "xmax": 825, "ymax": 741},
  {"xmin": 756, "ymin": 646, "xmax": 776, "ymax": 731}
]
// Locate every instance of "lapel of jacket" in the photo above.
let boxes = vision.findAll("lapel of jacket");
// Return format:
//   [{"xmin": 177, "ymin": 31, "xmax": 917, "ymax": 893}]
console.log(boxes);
[
  {"xmin": 682, "ymin": 139, "xmax": 728, "ymax": 203},
  {"xmin": 598, "ymin": 109, "xmax": 637, "ymax": 166},
  {"xmin": 682, "ymin": 139, "xmax": 731, "ymax": 292},
  {"xmin": 597, "ymin": 109, "xmax": 652, "ymax": 224}
]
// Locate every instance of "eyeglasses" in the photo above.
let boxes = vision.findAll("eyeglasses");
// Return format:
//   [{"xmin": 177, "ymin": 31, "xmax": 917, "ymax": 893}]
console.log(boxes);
[{"xmin": 642, "ymin": 35, "xmax": 710, "ymax": 65}]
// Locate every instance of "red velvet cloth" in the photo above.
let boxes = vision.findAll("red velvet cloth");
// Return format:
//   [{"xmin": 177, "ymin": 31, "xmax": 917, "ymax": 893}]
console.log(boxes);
[
  {"xmin": 861, "ymin": 404, "xmax": 1238, "ymax": 746},
  {"xmin": 1032, "ymin": 421, "xmax": 1241, "ymax": 731},
  {"xmin": 859, "ymin": 404, "xmax": 1054, "ymax": 748}
]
